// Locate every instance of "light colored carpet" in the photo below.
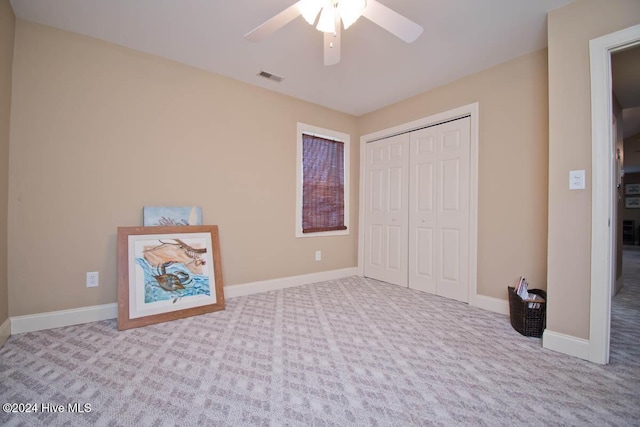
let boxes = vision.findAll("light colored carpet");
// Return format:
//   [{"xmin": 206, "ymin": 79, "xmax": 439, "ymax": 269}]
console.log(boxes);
[{"xmin": 1, "ymin": 272, "xmax": 639, "ymax": 426}]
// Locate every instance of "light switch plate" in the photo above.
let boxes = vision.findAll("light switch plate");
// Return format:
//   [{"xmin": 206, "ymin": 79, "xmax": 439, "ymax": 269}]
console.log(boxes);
[{"xmin": 569, "ymin": 170, "xmax": 586, "ymax": 190}]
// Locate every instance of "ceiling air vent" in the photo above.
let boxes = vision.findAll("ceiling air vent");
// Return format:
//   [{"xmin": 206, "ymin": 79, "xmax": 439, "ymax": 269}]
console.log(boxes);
[{"xmin": 258, "ymin": 70, "xmax": 283, "ymax": 83}]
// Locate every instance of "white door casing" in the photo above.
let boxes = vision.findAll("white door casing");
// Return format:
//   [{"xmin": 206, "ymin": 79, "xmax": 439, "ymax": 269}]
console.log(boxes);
[{"xmin": 587, "ymin": 24, "xmax": 640, "ymax": 365}]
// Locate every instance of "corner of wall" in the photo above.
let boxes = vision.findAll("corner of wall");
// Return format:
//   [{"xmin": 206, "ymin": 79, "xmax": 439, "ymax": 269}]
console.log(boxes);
[{"xmin": 0, "ymin": 0, "xmax": 17, "ymax": 332}]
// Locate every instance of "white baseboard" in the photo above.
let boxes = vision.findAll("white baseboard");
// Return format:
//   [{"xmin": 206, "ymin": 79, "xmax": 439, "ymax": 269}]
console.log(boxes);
[
  {"xmin": 0, "ymin": 318, "xmax": 10, "ymax": 347},
  {"xmin": 543, "ymin": 329, "xmax": 590, "ymax": 361},
  {"xmin": 9, "ymin": 268, "xmax": 359, "ymax": 334},
  {"xmin": 223, "ymin": 267, "xmax": 359, "ymax": 299},
  {"xmin": 470, "ymin": 294, "xmax": 509, "ymax": 315},
  {"xmin": 11, "ymin": 303, "xmax": 118, "ymax": 334}
]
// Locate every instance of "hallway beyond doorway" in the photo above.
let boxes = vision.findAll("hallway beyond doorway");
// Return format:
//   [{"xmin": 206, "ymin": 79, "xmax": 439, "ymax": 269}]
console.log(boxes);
[{"xmin": 612, "ymin": 246, "xmax": 640, "ymax": 364}]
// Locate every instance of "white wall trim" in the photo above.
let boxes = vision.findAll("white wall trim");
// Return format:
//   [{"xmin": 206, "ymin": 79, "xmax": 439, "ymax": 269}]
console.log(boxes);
[
  {"xmin": 9, "ymin": 268, "xmax": 359, "ymax": 334},
  {"xmin": 11, "ymin": 303, "xmax": 118, "ymax": 334},
  {"xmin": 543, "ymin": 330, "xmax": 590, "ymax": 361},
  {"xmin": 589, "ymin": 24, "xmax": 640, "ymax": 365},
  {"xmin": 470, "ymin": 295, "xmax": 509, "ymax": 316},
  {"xmin": 357, "ymin": 103, "xmax": 480, "ymax": 306},
  {"xmin": 223, "ymin": 267, "xmax": 358, "ymax": 299},
  {"xmin": 0, "ymin": 318, "xmax": 10, "ymax": 347}
]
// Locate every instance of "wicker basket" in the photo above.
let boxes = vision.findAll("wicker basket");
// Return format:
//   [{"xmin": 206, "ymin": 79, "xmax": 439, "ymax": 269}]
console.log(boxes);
[{"xmin": 508, "ymin": 286, "xmax": 547, "ymax": 337}]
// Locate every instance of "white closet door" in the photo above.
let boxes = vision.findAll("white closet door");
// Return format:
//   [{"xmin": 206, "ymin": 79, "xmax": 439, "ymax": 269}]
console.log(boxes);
[
  {"xmin": 408, "ymin": 126, "xmax": 437, "ymax": 294},
  {"xmin": 409, "ymin": 117, "xmax": 471, "ymax": 302},
  {"xmin": 364, "ymin": 133, "xmax": 409, "ymax": 287}
]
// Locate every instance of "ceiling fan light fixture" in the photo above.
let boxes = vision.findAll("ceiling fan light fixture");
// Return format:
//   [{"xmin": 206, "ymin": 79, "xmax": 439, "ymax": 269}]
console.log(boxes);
[
  {"xmin": 244, "ymin": 0, "xmax": 423, "ymax": 66},
  {"xmin": 316, "ymin": 3, "xmax": 337, "ymax": 33},
  {"xmin": 338, "ymin": 0, "xmax": 366, "ymax": 29},
  {"xmin": 298, "ymin": 0, "xmax": 325, "ymax": 25}
]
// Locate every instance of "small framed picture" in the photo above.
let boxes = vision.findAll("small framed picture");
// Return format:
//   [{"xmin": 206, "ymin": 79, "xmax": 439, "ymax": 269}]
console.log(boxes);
[
  {"xmin": 625, "ymin": 197, "xmax": 640, "ymax": 209},
  {"xmin": 625, "ymin": 183, "xmax": 640, "ymax": 195},
  {"xmin": 117, "ymin": 225, "xmax": 224, "ymax": 330}
]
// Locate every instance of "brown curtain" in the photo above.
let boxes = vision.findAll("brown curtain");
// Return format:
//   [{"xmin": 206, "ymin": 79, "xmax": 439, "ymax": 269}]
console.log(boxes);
[{"xmin": 302, "ymin": 133, "xmax": 347, "ymax": 233}]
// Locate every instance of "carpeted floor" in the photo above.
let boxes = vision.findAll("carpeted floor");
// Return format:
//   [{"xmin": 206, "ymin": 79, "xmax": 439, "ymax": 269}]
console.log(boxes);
[{"xmin": 0, "ymin": 270, "xmax": 639, "ymax": 426}]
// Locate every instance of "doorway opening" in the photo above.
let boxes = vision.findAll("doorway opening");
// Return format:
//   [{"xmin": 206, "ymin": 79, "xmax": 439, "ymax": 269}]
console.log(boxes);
[{"xmin": 590, "ymin": 24, "xmax": 640, "ymax": 365}]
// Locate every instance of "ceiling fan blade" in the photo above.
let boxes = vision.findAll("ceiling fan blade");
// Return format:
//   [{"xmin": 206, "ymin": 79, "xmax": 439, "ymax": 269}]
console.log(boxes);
[
  {"xmin": 324, "ymin": 25, "xmax": 341, "ymax": 66},
  {"xmin": 362, "ymin": 0, "xmax": 423, "ymax": 43},
  {"xmin": 244, "ymin": 2, "xmax": 302, "ymax": 42}
]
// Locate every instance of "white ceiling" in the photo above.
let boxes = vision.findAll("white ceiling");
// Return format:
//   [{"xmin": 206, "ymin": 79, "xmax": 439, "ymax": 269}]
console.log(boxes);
[{"xmin": 10, "ymin": 0, "xmax": 575, "ymax": 116}]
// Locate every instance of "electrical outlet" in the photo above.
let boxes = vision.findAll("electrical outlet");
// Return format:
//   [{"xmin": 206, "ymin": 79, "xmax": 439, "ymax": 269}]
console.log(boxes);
[
  {"xmin": 315, "ymin": 250, "xmax": 322, "ymax": 261},
  {"xmin": 86, "ymin": 272, "xmax": 99, "ymax": 287}
]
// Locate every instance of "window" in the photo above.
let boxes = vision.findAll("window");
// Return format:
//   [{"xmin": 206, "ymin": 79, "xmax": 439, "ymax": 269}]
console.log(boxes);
[{"xmin": 296, "ymin": 123, "xmax": 349, "ymax": 237}]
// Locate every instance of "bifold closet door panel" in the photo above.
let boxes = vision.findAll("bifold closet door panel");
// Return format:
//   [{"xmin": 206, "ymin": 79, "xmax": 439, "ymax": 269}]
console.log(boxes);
[
  {"xmin": 435, "ymin": 117, "xmax": 470, "ymax": 303},
  {"xmin": 409, "ymin": 117, "xmax": 471, "ymax": 303},
  {"xmin": 408, "ymin": 126, "xmax": 437, "ymax": 294},
  {"xmin": 364, "ymin": 134, "xmax": 409, "ymax": 287}
]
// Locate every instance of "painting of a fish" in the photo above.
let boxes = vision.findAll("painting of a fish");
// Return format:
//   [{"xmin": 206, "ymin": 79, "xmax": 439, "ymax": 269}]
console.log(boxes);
[{"xmin": 117, "ymin": 225, "xmax": 225, "ymax": 331}]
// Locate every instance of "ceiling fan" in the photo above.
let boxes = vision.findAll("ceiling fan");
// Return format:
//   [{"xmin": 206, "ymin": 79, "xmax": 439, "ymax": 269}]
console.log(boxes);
[{"xmin": 244, "ymin": 0, "xmax": 423, "ymax": 66}]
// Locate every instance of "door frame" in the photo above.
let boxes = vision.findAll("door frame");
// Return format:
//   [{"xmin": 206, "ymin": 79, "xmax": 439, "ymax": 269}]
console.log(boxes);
[
  {"xmin": 358, "ymin": 103, "xmax": 482, "ymax": 308},
  {"xmin": 589, "ymin": 24, "xmax": 640, "ymax": 365}
]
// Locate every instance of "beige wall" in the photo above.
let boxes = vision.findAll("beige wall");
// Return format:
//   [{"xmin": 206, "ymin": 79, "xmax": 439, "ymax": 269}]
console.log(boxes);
[
  {"xmin": 8, "ymin": 20, "xmax": 359, "ymax": 316},
  {"xmin": 0, "ymin": 0, "xmax": 15, "ymax": 327},
  {"xmin": 359, "ymin": 49, "xmax": 549, "ymax": 300},
  {"xmin": 547, "ymin": 0, "xmax": 640, "ymax": 339}
]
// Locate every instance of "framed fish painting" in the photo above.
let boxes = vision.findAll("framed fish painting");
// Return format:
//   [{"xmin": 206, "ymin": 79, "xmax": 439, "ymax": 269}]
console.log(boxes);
[{"xmin": 117, "ymin": 225, "xmax": 224, "ymax": 330}]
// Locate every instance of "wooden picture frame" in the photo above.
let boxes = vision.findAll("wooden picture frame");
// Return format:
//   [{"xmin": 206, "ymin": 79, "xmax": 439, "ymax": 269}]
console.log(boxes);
[{"xmin": 117, "ymin": 225, "xmax": 224, "ymax": 330}]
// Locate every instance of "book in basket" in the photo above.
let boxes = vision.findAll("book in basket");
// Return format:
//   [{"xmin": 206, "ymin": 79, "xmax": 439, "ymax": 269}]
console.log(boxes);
[{"xmin": 514, "ymin": 276, "xmax": 545, "ymax": 308}]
